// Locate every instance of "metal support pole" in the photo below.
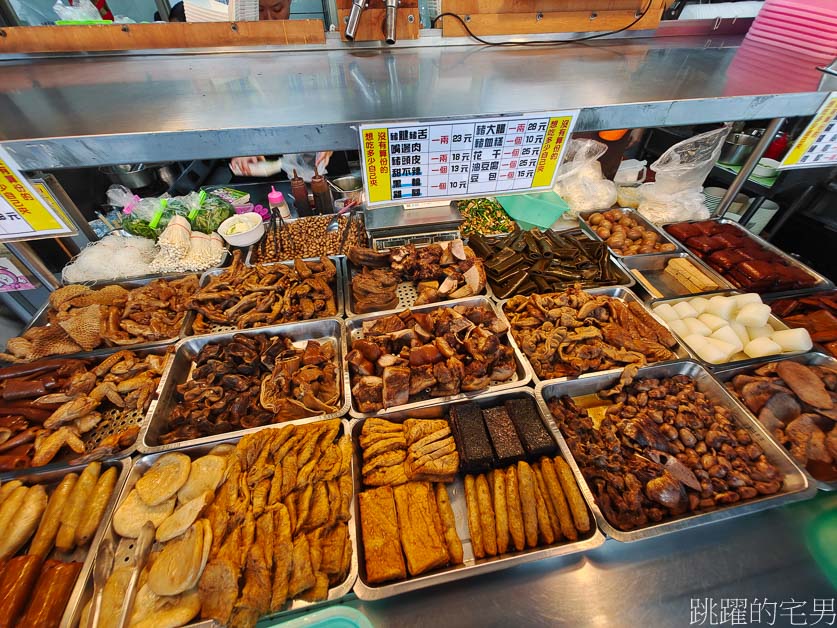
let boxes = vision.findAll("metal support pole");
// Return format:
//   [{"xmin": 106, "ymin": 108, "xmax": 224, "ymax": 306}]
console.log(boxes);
[
  {"xmin": 5, "ymin": 241, "xmax": 61, "ymax": 291},
  {"xmin": 714, "ymin": 117, "xmax": 785, "ymax": 218},
  {"xmin": 40, "ymin": 174, "xmax": 99, "ymax": 244}
]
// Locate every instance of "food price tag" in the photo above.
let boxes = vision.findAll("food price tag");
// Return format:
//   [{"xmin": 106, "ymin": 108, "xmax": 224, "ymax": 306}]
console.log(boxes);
[
  {"xmin": 359, "ymin": 111, "xmax": 578, "ymax": 207},
  {"xmin": 0, "ymin": 147, "xmax": 77, "ymax": 242},
  {"xmin": 780, "ymin": 92, "xmax": 837, "ymax": 169}
]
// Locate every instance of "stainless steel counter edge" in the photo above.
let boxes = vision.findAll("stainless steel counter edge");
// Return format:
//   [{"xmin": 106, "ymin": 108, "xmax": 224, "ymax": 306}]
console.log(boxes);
[
  {"xmin": 344, "ymin": 295, "xmax": 533, "ymax": 419},
  {"xmin": 138, "ymin": 317, "xmax": 351, "ymax": 453},
  {"xmin": 350, "ymin": 387, "xmax": 605, "ymax": 600},
  {"xmin": 534, "ymin": 360, "xmax": 817, "ymax": 543}
]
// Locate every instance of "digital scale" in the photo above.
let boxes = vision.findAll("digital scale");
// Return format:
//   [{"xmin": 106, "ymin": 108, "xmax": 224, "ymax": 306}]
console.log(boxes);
[{"xmin": 363, "ymin": 201, "xmax": 464, "ymax": 251}]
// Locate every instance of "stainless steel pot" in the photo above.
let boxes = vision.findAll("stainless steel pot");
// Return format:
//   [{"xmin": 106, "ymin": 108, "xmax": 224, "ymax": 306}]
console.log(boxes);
[
  {"xmin": 327, "ymin": 174, "xmax": 364, "ymax": 205},
  {"xmin": 719, "ymin": 133, "xmax": 759, "ymax": 166},
  {"xmin": 99, "ymin": 164, "xmax": 160, "ymax": 189}
]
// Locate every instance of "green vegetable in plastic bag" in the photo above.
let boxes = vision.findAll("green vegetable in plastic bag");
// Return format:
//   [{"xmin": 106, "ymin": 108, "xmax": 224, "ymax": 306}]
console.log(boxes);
[{"xmin": 186, "ymin": 191, "xmax": 233, "ymax": 234}]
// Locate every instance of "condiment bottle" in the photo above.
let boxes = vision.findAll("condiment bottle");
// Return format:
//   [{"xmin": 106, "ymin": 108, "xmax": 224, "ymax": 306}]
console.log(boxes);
[
  {"xmin": 310, "ymin": 167, "xmax": 334, "ymax": 215},
  {"xmin": 268, "ymin": 186, "xmax": 291, "ymax": 220},
  {"xmin": 290, "ymin": 169, "xmax": 313, "ymax": 217}
]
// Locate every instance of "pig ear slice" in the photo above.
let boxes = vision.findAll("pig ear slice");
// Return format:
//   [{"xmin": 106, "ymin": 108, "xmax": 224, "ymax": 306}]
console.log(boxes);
[{"xmin": 777, "ymin": 361, "xmax": 833, "ymax": 410}]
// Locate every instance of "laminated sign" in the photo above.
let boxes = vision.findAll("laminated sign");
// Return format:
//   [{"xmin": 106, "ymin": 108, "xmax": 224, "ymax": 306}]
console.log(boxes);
[
  {"xmin": 360, "ymin": 111, "xmax": 578, "ymax": 207},
  {"xmin": 780, "ymin": 93, "xmax": 837, "ymax": 169},
  {"xmin": 0, "ymin": 147, "xmax": 76, "ymax": 242}
]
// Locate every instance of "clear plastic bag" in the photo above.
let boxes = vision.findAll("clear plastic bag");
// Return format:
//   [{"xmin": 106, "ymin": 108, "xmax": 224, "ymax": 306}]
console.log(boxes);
[
  {"xmin": 553, "ymin": 139, "xmax": 617, "ymax": 215},
  {"xmin": 650, "ymin": 126, "xmax": 730, "ymax": 194},
  {"xmin": 637, "ymin": 185, "xmax": 709, "ymax": 225},
  {"xmin": 53, "ymin": 0, "xmax": 102, "ymax": 20}
]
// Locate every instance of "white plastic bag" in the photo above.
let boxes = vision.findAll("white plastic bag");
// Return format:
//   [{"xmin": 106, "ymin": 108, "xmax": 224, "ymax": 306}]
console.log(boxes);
[
  {"xmin": 637, "ymin": 184, "xmax": 709, "ymax": 225},
  {"xmin": 553, "ymin": 139, "xmax": 617, "ymax": 215},
  {"xmin": 53, "ymin": 0, "xmax": 102, "ymax": 20},
  {"xmin": 650, "ymin": 126, "xmax": 729, "ymax": 194}
]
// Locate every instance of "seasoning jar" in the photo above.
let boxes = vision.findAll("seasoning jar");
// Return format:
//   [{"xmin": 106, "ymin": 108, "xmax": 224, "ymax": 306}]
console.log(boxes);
[
  {"xmin": 290, "ymin": 169, "xmax": 313, "ymax": 217},
  {"xmin": 268, "ymin": 186, "xmax": 291, "ymax": 220},
  {"xmin": 310, "ymin": 167, "xmax": 334, "ymax": 215}
]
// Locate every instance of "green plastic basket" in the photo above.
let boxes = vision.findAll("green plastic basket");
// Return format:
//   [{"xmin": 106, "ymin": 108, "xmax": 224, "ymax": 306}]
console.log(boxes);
[{"xmin": 498, "ymin": 191, "xmax": 570, "ymax": 230}]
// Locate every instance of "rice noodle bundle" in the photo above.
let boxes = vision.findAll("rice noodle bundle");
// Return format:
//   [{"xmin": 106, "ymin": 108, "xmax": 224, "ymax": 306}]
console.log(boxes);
[{"xmin": 62, "ymin": 234, "xmax": 155, "ymax": 283}]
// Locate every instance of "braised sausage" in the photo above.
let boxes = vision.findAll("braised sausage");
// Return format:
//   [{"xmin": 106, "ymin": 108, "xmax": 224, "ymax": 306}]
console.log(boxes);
[
  {"xmin": 0, "ymin": 554, "xmax": 42, "ymax": 627},
  {"xmin": 19, "ymin": 559, "xmax": 82, "ymax": 628}
]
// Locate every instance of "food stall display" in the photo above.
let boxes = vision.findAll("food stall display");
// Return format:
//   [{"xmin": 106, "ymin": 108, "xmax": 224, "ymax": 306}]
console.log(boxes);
[
  {"xmin": 0, "ymin": 459, "xmax": 126, "ymax": 627},
  {"xmin": 718, "ymin": 355, "xmax": 837, "ymax": 488},
  {"xmin": 581, "ymin": 209, "xmax": 679, "ymax": 256},
  {"xmin": 1, "ymin": 278, "xmax": 198, "ymax": 363},
  {"xmin": 0, "ymin": 349, "xmax": 169, "ymax": 471},
  {"xmin": 248, "ymin": 215, "xmax": 366, "ymax": 263},
  {"xmin": 456, "ymin": 198, "xmax": 515, "ymax": 236},
  {"xmin": 346, "ymin": 300, "xmax": 524, "ymax": 417},
  {"xmin": 468, "ymin": 228, "xmax": 631, "ymax": 299},
  {"xmin": 353, "ymin": 391, "xmax": 601, "ymax": 598},
  {"xmin": 345, "ymin": 239, "xmax": 486, "ymax": 314},
  {"xmin": 77, "ymin": 420, "xmax": 354, "ymax": 628},
  {"xmin": 769, "ymin": 291, "xmax": 837, "ymax": 358},
  {"xmin": 187, "ymin": 252, "xmax": 341, "ymax": 334},
  {"xmin": 651, "ymin": 292, "xmax": 812, "ymax": 366},
  {"xmin": 502, "ymin": 285, "xmax": 680, "ymax": 381},
  {"xmin": 146, "ymin": 326, "xmax": 346, "ymax": 447},
  {"xmin": 664, "ymin": 220, "xmax": 832, "ymax": 295},
  {"xmin": 541, "ymin": 362, "xmax": 812, "ymax": 540}
]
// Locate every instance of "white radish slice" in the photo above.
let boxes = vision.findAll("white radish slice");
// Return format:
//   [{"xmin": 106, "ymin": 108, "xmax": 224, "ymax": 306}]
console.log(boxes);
[
  {"xmin": 743, "ymin": 337, "xmax": 782, "ymax": 359},
  {"xmin": 686, "ymin": 335, "xmax": 731, "ymax": 364},
  {"xmin": 669, "ymin": 319, "xmax": 690, "ymax": 338},
  {"xmin": 747, "ymin": 325, "xmax": 772, "ymax": 340},
  {"xmin": 730, "ymin": 321, "xmax": 750, "ymax": 347},
  {"xmin": 653, "ymin": 303, "xmax": 679, "ymax": 322},
  {"xmin": 698, "ymin": 313, "xmax": 727, "ymax": 332},
  {"xmin": 770, "ymin": 328, "xmax": 813, "ymax": 353},
  {"xmin": 736, "ymin": 303, "xmax": 772, "ymax": 328},
  {"xmin": 684, "ymin": 317, "xmax": 712, "ymax": 336},
  {"xmin": 707, "ymin": 296, "xmax": 736, "ymax": 320},
  {"xmin": 711, "ymin": 326, "xmax": 744, "ymax": 353},
  {"xmin": 689, "ymin": 297, "xmax": 710, "ymax": 315},
  {"xmin": 732, "ymin": 293, "xmax": 763, "ymax": 309},
  {"xmin": 673, "ymin": 301, "xmax": 699, "ymax": 319}
]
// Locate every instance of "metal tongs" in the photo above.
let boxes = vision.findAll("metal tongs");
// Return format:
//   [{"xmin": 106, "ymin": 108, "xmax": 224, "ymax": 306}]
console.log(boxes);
[
  {"xmin": 259, "ymin": 203, "xmax": 285, "ymax": 260},
  {"xmin": 116, "ymin": 522, "xmax": 155, "ymax": 628},
  {"xmin": 87, "ymin": 538, "xmax": 114, "ymax": 628}
]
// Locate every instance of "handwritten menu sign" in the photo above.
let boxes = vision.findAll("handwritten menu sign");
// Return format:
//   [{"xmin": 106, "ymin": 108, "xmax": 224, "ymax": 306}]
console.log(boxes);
[
  {"xmin": 0, "ymin": 147, "xmax": 76, "ymax": 242},
  {"xmin": 360, "ymin": 111, "xmax": 578, "ymax": 207}
]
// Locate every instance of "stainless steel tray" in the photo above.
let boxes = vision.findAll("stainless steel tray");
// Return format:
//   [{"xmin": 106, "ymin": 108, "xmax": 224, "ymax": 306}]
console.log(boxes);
[
  {"xmin": 662, "ymin": 218, "xmax": 835, "ymax": 300},
  {"xmin": 0, "ymin": 346, "xmax": 174, "ymax": 480},
  {"xmin": 578, "ymin": 208, "xmax": 683, "ymax": 259},
  {"xmin": 345, "ymin": 296, "xmax": 533, "ymax": 419},
  {"xmin": 350, "ymin": 387, "xmax": 605, "ymax": 601},
  {"xmin": 186, "ymin": 255, "xmax": 345, "ymax": 335},
  {"xmin": 496, "ymin": 286, "xmax": 688, "ymax": 386},
  {"xmin": 343, "ymin": 245, "xmax": 494, "ymax": 318},
  {"xmin": 535, "ymin": 359, "xmax": 815, "ymax": 542},
  {"xmin": 140, "ymin": 318, "xmax": 351, "ymax": 453},
  {"xmin": 714, "ymin": 351, "xmax": 837, "ymax": 492},
  {"xmin": 621, "ymin": 252, "xmax": 733, "ymax": 302},
  {"xmin": 649, "ymin": 290, "xmax": 806, "ymax": 371},
  {"xmin": 19, "ymin": 277, "xmax": 198, "ymax": 362},
  {"xmin": 3, "ymin": 457, "xmax": 133, "ymax": 628},
  {"xmin": 69, "ymin": 428, "xmax": 357, "ymax": 627}
]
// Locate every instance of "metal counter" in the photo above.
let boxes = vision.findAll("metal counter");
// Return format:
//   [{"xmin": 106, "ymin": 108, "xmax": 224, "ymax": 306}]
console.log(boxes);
[
  {"xmin": 0, "ymin": 34, "xmax": 828, "ymax": 169},
  {"xmin": 345, "ymin": 491, "xmax": 837, "ymax": 626}
]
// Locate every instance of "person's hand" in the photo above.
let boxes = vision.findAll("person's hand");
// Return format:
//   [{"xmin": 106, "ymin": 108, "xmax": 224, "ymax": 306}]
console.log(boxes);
[
  {"xmin": 230, "ymin": 156, "xmax": 265, "ymax": 176},
  {"xmin": 315, "ymin": 151, "xmax": 333, "ymax": 172}
]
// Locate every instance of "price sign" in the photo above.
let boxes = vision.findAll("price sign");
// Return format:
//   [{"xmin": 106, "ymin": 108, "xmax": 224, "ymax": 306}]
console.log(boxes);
[
  {"xmin": 359, "ymin": 111, "xmax": 578, "ymax": 207},
  {"xmin": 0, "ymin": 147, "xmax": 77, "ymax": 242},
  {"xmin": 780, "ymin": 93, "xmax": 837, "ymax": 169}
]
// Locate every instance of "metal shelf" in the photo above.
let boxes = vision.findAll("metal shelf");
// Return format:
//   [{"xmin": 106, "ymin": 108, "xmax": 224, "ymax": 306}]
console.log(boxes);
[{"xmin": 0, "ymin": 33, "xmax": 829, "ymax": 170}]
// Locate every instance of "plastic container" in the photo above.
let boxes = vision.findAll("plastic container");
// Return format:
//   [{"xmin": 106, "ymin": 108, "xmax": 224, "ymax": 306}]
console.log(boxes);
[
  {"xmin": 217, "ymin": 211, "xmax": 264, "ymax": 247},
  {"xmin": 497, "ymin": 190, "xmax": 570, "ymax": 229},
  {"xmin": 753, "ymin": 158, "xmax": 780, "ymax": 178},
  {"xmin": 262, "ymin": 606, "xmax": 373, "ymax": 628},
  {"xmin": 269, "ymin": 186, "xmax": 291, "ymax": 219}
]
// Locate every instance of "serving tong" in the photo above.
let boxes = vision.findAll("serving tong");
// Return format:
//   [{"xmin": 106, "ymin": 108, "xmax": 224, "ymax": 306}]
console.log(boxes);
[{"xmin": 258, "ymin": 203, "xmax": 286, "ymax": 260}]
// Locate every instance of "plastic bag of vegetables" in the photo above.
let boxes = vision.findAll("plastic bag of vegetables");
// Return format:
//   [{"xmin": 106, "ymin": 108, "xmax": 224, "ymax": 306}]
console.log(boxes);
[
  {"xmin": 176, "ymin": 190, "xmax": 234, "ymax": 234},
  {"xmin": 107, "ymin": 185, "xmax": 175, "ymax": 239}
]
